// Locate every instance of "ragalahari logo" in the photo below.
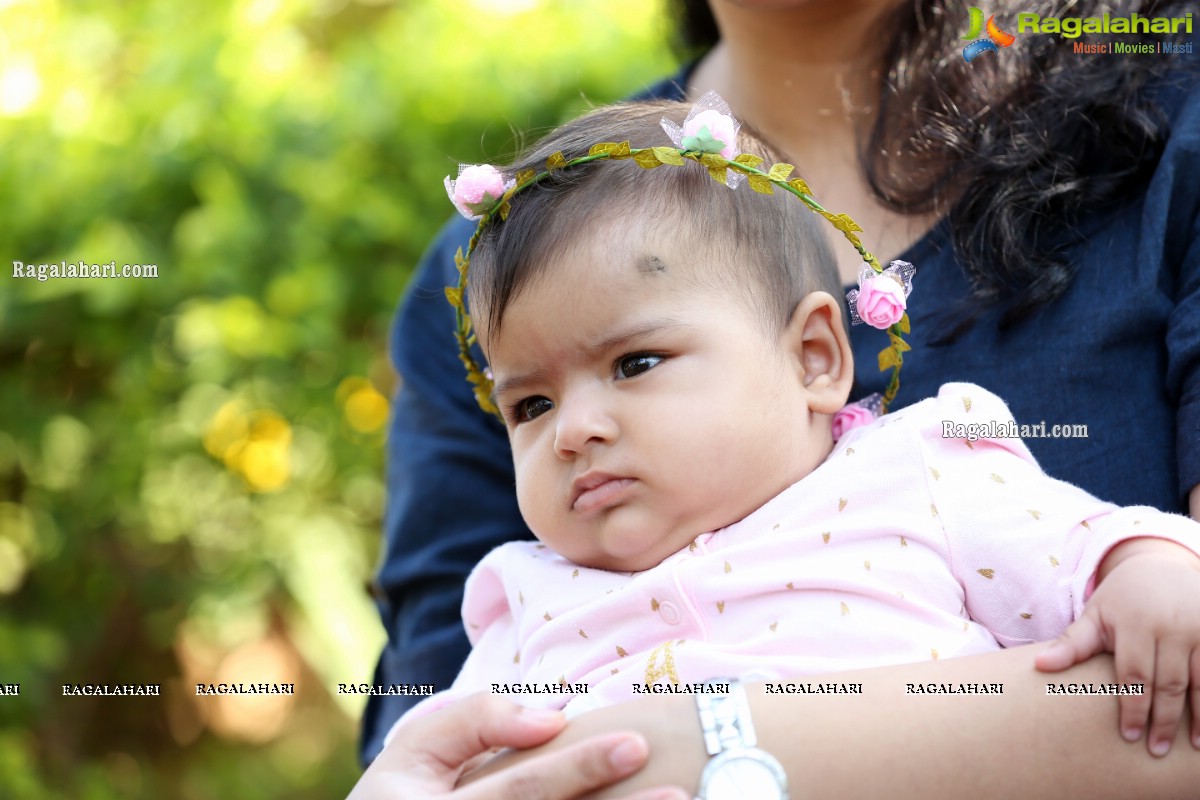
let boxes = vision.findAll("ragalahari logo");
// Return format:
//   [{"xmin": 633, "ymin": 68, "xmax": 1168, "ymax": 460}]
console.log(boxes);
[{"xmin": 961, "ymin": 7, "xmax": 1016, "ymax": 62}]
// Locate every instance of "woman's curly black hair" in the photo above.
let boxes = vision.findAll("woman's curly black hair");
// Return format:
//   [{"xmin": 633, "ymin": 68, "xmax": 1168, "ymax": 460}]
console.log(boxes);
[{"xmin": 671, "ymin": 0, "xmax": 1196, "ymax": 339}]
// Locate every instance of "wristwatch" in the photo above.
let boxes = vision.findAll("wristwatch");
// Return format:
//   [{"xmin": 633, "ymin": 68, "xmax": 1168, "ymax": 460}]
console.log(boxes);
[{"xmin": 695, "ymin": 679, "xmax": 789, "ymax": 800}]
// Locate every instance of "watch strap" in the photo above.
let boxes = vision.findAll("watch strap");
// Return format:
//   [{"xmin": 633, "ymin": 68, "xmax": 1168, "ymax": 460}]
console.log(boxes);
[{"xmin": 696, "ymin": 679, "xmax": 758, "ymax": 754}]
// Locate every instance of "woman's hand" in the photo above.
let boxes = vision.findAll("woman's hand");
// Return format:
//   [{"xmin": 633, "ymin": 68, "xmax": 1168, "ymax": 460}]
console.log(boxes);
[{"xmin": 346, "ymin": 693, "xmax": 688, "ymax": 800}]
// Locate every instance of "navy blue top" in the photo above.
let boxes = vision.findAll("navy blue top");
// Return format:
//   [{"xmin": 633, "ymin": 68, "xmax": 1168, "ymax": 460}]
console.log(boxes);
[{"xmin": 360, "ymin": 69, "xmax": 1200, "ymax": 763}]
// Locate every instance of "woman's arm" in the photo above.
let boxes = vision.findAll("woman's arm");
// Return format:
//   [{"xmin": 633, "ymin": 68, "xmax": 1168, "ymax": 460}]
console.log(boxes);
[{"xmin": 470, "ymin": 643, "xmax": 1199, "ymax": 799}]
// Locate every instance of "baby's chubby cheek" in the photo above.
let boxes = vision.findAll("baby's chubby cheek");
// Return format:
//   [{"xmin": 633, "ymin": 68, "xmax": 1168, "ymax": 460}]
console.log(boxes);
[{"xmin": 512, "ymin": 459, "xmax": 556, "ymax": 531}]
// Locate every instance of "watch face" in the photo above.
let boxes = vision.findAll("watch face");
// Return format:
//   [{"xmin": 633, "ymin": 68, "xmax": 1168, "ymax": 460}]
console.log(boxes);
[{"xmin": 703, "ymin": 754, "xmax": 787, "ymax": 800}]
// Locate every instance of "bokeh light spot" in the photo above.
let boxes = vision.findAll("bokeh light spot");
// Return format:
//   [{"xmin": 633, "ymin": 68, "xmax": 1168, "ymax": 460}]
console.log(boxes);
[
  {"xmin": 0, "ymin": 59, "xmax": 42, "ymax": 116},
  {"xmin": 344, "ymin": 385, "xmax": 388, "ymax": 433},
  {"xmin": 0, "ymin": 539, "xmax": 27, "ymax": 594}
]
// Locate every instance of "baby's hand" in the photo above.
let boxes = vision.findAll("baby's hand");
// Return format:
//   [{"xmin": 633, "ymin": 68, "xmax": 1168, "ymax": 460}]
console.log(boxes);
[{"xmin": 1035, "ymin": 538, "xmax": 1200, "ymax": 757}]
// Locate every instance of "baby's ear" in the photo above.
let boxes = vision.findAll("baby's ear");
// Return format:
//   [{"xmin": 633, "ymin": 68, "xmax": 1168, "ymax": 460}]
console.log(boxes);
[{"xmin": 782, "ymin": 292, "xmax": 854, "ymax": 415}]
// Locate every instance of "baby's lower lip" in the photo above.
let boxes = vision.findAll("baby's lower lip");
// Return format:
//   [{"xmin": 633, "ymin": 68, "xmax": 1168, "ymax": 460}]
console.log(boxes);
[{"xmin": 573, "ymin": 478, "xmax": 636, "ymax": 513}]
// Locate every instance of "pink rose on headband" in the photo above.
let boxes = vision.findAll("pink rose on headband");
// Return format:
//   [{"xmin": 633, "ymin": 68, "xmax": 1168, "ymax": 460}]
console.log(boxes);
[
  {"xmin": 681, "ymin": 109, "xmax": 738, "ymax": 159},
  {"xmin": 446, "ymin": 164, "xmax": 511, "ymax": 220},
  {"xmin": 660, "ymin": 91, "xmax": 745, "ymax": 188},
  {"xmin": 831, "ymin": 395, "xmax": 883, "ymax": 441},
  {"xmin": 847, "ymin": 261, "xmax": 916, "ymax": 329},
  {"xmin": 854, "ymin": 274, "xmax": 907, "ymax": 329}
]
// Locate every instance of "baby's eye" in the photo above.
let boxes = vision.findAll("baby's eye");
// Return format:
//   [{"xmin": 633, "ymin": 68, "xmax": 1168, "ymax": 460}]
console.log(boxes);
[
  {"xmin": 512, "ymin": 396, "xmax": 553, "ymax": 423},
  {"xmin": 615, "ymin": 354, "xmax": 664, "ymax": 380}
]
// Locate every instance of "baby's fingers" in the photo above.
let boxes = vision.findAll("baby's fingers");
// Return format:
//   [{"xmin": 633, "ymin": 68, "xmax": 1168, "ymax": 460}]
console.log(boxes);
[
  {"xmin": 1114, "ymin": 629, "xmax": 1155, "ymax": 746},
  {"xmin": 1035, "ymin": 615, "xmax": 1105, "ymax": 672},
  {"xmin": 1146, "ymin": 638, "xmax": 1191, "ymax": 757}
]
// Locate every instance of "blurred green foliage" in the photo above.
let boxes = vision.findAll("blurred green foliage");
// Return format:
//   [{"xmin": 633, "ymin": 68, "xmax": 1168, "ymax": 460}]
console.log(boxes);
[{"xmin": 0, "ymin": 0, "xmax": 676, "ymax": 796}]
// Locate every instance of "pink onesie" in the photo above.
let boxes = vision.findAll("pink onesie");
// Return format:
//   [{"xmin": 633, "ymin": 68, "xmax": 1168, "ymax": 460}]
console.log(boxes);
[{"xmin": 390, "ymin": 382, "xmax": 1200, "ymax": 729}]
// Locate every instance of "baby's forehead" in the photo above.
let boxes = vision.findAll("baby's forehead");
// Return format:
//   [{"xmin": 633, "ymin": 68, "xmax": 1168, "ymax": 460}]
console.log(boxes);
[
  {"xmin": 567, "ymin": 216, "xmax": 728, "ymax": 280},
  {"xmin": 636, "ymin": 254, "xmax": 668, "ymax": 275},
  {"xmin": 479, "ymin": 212, "xmax": 763, "ymax": 346},
  {"xmin": 548, "ymin": 226, "xmax": 761, "ymax": 314}
]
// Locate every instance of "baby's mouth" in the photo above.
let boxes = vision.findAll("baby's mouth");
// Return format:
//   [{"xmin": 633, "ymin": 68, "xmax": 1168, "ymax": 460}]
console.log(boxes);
[{"xmin": 571, "ymin": 472, "xmax": 636, "ymax": 513}]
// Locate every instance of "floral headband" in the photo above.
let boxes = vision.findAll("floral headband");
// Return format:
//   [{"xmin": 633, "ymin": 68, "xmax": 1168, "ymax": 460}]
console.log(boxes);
[{"xmin": 443, "ymin": 92, "xmax": 915, "ymax": 422}]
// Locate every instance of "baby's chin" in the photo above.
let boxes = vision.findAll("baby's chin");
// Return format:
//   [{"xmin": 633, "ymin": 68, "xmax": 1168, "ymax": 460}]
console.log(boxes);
[
  {"xmin": 547, "ymin": 527, "xmax": 697, "ymax": 574},
  {"xmin": 577, "ymin": 549, "xmax": 673, "ymax": 574}
]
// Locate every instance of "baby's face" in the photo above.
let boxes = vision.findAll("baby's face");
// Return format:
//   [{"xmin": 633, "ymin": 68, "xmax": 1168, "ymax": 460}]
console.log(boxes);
[{"xmin": 481, "ymin": 226, "xmax": 838, "ymax": 572}]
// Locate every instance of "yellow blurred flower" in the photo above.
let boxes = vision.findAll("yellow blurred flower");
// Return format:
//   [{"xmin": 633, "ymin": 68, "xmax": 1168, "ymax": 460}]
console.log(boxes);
[
  {"xmin": 203, "ymin": 400, "xmax": 249, "ymax": 460},
  {"xmin": 337, "ymin": 376, "xmax": 389, "ymax": 434},
  {"xmin": 204, "ymin": 401, "xmax": 292, "ymax": 492}
]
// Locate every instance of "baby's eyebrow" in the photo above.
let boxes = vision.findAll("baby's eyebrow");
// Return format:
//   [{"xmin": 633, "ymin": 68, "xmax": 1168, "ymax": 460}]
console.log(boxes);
[
  {"xmin": 492, "ymin": 366, "xmax": 550, "ymax": 401},
  {"xmin": 581, "ymin": 317, "xmax": 688, "ymax": 360},
  {"xmin": 492, "ymin": 318, "xmax": 688, "ymax": 399}
]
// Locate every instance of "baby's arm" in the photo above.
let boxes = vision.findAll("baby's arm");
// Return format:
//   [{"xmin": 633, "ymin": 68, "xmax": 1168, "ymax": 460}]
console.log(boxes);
[
  {"xmin": 919, "ymin": 384, "xmax": 1200, "ymax": 754},
  {"xmin": 1036, "ymin": 534, "xmax": 1200, "ymax": 755}
]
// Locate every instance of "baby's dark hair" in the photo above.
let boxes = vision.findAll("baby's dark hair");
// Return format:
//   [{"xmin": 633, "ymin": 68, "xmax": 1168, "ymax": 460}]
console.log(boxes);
[{"xmin": 467, "ymin": 99, "xmax": 841, "ymax": 344}]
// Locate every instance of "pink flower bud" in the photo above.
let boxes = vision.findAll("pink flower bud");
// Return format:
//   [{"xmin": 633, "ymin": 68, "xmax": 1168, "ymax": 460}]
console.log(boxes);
[
  {"xmin": 445, "ymin": 164, "xmax": 508, "ymax": 220},
  {"xmin": 854, "ymin": 274, "xmax": 907, "ymax": 329},
  {"xmin": 831, "ymin": 402, "xmax": 878, "ymax": 441},
  {"xmin": 682, "ymin": 109, "xmax": 738, "ymax": 159}
]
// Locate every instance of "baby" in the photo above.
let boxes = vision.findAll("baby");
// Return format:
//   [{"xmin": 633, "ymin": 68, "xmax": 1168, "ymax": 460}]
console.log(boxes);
[{"xmin": 391, "ymin": 96, "xmax": 1200, "ymax": 754}]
